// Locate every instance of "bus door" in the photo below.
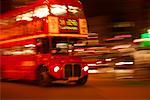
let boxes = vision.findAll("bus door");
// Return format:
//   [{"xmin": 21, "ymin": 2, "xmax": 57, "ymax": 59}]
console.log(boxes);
[{"xmin": 36, "ymin": 37, "xmax": 50, "ymax": 65}]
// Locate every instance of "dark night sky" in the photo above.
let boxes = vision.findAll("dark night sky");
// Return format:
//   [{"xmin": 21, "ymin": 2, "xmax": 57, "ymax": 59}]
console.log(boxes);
[
  {"xmin": 0, "ymin": 0, "xmax": 125, "ymax": 17},
  {"xmin": 80, "ymin": 0, "xmax": 123, "ymax": 17},
  {"xmin": 0, "ymin": 0, "xmax": 149, "ymax": 18},
  {"xmin": 81, "ymin": 0, "xmax": 150, "ymax": 18},
  {"xmin": 0, "ymin": 0, "xmax": 13, "ymax": 14}
]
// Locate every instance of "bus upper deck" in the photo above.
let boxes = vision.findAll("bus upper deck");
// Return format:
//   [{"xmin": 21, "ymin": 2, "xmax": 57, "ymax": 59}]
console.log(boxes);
[{"xmin": 0, "ymin": 0, "xmax": 88, "ymax": 44}]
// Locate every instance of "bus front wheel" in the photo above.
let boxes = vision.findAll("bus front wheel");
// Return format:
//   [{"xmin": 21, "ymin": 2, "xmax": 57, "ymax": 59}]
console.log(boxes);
[
  {"xmin": 76, "ymin": 75, "xmax": 88, "ymax": 86},
  {"xmin": 36, "ymin": 66, "xmax": 51, "ymax": 86}
]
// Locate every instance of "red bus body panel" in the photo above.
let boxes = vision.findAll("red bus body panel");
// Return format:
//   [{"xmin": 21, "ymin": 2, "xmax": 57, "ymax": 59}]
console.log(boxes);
[{"xmin": 0, "ymin": 0, "xmax": 88, "ymax": 82}]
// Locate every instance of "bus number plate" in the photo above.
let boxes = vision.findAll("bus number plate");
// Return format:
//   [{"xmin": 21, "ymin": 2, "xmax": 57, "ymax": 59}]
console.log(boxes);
[{"xmin": 68, "ymin": 77, "xmax": 78, "ymax": 81}]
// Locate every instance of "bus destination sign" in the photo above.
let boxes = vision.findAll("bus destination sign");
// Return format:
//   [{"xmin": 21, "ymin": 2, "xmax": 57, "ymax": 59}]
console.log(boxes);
[{"xmin": 59, "ymin": 18, "xmax": 79, "ymax": 33}]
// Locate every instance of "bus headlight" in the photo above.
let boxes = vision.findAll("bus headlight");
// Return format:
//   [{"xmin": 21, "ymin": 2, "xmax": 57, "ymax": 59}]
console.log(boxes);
[
  {"xmin": 54, "ymin": 66, "xmax": 60, "ymax": 72},
  {"xmin": 83, "ymin": 66, "xmax": 89, "ymax": 72}
]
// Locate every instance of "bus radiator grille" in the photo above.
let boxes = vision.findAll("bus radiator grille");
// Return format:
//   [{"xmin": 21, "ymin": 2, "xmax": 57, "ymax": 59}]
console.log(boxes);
[{"xmin": 64, "ymin": 64, "xmax": 81, "ymax": 78}]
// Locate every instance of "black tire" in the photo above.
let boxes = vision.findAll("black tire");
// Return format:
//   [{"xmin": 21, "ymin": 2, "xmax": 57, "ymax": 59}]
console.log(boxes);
[
  {"xmin": 36, "ymin": 66, "xmax": 51, "ymax": 86},
  {"xmin": 76, "ymin": 75, "xmax": 88, "ymax": 86}
]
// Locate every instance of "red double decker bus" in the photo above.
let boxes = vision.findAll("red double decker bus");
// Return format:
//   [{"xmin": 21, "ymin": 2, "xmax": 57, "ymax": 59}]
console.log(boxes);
[{"xmin": 0, "ymin": 0, "xmax": 89, "ymax": 86}]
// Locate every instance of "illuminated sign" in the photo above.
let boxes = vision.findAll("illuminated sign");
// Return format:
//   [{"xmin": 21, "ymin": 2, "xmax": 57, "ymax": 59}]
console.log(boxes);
[
  {"xmin": 48, "ymin": 16, "xmax": 59, "ymax": 33},
  {"xmin": 141, "ymin": 33, "xmax": 150, "ymax": 38},
  {"xmin": 140, "ymin": 32, "xmax": 150, "ymax": 47},
  {"xmin": 79, "ymin": 19, "xmax": 88, "ymax": 34},
  {"xmin": 59, "ymin": 18, "xmax": 78, "ymax": 33}
]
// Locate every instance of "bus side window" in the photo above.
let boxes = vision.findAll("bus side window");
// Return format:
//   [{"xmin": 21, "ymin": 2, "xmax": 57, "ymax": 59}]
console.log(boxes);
[
  {"xmin": 1, "ymin": 45, "xmax": 36, "ymax": 56},
  {"xmin": 36, "ymin": 38, "xmax": 50, "ymax": 54}
]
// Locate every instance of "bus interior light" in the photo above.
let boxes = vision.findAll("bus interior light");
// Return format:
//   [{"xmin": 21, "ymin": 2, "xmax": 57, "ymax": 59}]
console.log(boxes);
[
  {"xmin": 51, "ymin": 5, "xmax": 67, "ymax": 16},
  {"xmin": 16, "ymin": 11, "xmax": 33, "ymax": 21},
  {"xmin": 33, "ymin": 5, "xmax": 49, "ymax": 18}
]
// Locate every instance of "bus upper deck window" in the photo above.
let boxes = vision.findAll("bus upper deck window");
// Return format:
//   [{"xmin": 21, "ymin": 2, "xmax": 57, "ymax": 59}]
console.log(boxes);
[
  {"xmin": 68, "ymin": 6, "xmax": 84, "ymax": 17},
  {"xmin": 33, "ymin": 5, "xmax": 49, "ymax": 18},
  {"xmin": 50, "ymin": 5, "xmax": 67, "ymax": 16},
  {"xmin": 16, "ymin": 11, "xmax": 33, "ymax": 21}
]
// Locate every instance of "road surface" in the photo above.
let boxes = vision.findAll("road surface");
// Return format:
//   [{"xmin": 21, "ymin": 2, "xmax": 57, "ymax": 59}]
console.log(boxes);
[{"xmin": 1, "ymin": 73, "xmax": 150, "ymax": 100}]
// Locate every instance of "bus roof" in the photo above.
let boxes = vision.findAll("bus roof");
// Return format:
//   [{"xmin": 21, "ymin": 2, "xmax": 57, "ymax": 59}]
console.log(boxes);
[
  {"xmin": 0, "ymin": 0, "xmax": 88, "ymax": 45},
  {"xmin": 0, "ymin": 0, "xmax": 83, "ymax": 19}
]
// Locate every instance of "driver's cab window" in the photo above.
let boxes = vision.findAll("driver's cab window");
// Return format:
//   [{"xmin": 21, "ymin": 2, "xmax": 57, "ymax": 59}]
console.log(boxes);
[
  {"xmin": 51, "ymin": 37, "xmax": 68, "ymax": 54},
  {"xmin": 51, "ymin": 37, "xmax": 86, "ymax": 54},
  {"xmin": 36, "ymin": 37, "xmax": 50, "ymax": 54}
]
